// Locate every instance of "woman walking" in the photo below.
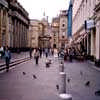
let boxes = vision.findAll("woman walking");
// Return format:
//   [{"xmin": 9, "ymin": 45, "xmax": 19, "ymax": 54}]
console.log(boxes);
[
  {"xmin": 34, "ymin": 49, "xmax": 39, "ymax": 65},
  {"xmin": 5, "ymin": 47, "xmax": 11, "ymax": 72}
]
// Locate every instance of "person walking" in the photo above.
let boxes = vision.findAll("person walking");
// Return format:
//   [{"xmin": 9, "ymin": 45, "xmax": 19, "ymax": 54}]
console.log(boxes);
[
  {"xmin": 4, "ymin": 47, "xmax": 11, "ymax": 72},
  {"xmin": 29, "ymin": 48, "xmax": 33, "ymax": 59},
  {"xmin": 45, "ymin": 48, "xmax": 48, "ymax": 58},
  {"xmin": 34, "ymin": 49, "xmax": 39, "ymax": 65},
  {"xmin": 39, "ymin": 48, "xmax": 42, "ymax": 58},
  {"xmin": 69, "ymin": 48, "xmax": 73, "ymax": 62}
]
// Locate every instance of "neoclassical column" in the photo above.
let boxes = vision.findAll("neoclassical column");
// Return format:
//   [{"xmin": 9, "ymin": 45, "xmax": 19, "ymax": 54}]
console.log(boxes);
[
  {"xmin": 19, "ymin": 22, "xmax": 22, "ymax": 48},
  {"xmin": 25, "ymin": 25, "xmax": 28, "ymax": 47},
  {"xmin": 0, "ymin": 8, "xmax": 3, "ymax": 46},
  {"xmin": 21, "ymin": 24, "xmax": 23, "ymax": 48},
  {"xmin": 6, "ymin": 10, "xmax": 9, "ymax": 47},
  {"xmin": 17, "ymin": 21, "xmax": 20, "ymax": 48},
  {"xmin": 91, "ymin": 29, "xmax": 95, "ymax": 56},
  {"xmin": 96, "ymin": 20, "xmax": 100, "ymax": 60},
  {"xmin": 22, "ymin": 24, "xmax": 24, "ymax": 48},
  {"xmin": 13, "ymin": 19, "xmax": 17, "ymax": 48}
]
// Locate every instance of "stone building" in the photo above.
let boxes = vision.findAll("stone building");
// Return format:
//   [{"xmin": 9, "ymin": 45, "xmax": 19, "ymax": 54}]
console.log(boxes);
[
  {"xmin": 29, "ymin": 18, "xmax": 51, "ymax": 49},
  {"xmin": 0, "ymin": 0, "xmax": 9, "ymax": 47},
  {"xmin": 29, "ymin": 19, "xmax": 39, "ymax": 48},
  {"xmin": 94, "ymin": 0, "xmax": 100, "ymax": 64},
  {"xmin": 51, "ymin": 17, "xmax": 59, "ymax": 49},
  {"xmin": 72, "ymin": 0, "xmax": 100, "ymax": 65},
  {"xmin": 38, "ymin": 18, "xmax": 51, "ymax": 48},
  {"xmin": 59, "ymin": 10, "xmax": 68, "ymax": 49},
  {"xmin": 7, "ymin": 0, "xmax": 29, "ymax": 51}
]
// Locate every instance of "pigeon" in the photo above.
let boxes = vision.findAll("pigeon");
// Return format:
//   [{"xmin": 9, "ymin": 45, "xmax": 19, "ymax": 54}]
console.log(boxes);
[
  {"xmin": 80, "ymin": 71, "xmax": 83, "ymax": 76},
  {"xmin": 56, "ymin": 84, "xmax": 59, "ymax": 90},
  {"xmin": 23, "ymin": 72, "xmax": 26, "ymax": 75},
  {"xmin": 95, "ymin": 90, "xmax": 100, "ymax": 96},
  {"xmin": 67, "ymin": 78, "xmax": 71, "ymax": 83},
  {"xmin": 33, "ymin": 74, "xmax": 37, "ymax": 79},
  {"xmin": 85, "ymin": 81, "xmax": 90, "ymax": 87}
]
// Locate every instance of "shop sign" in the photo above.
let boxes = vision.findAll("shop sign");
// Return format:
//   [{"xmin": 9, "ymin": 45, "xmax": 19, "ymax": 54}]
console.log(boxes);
[{"xmin": 85, "ymin": 20, "xmax": 95, "ymax": 30}]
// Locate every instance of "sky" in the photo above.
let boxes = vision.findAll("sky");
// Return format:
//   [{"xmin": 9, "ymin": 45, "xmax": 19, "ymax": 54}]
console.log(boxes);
[{"xmin": 18, "ymin": 0, "xmax": 70, "ymax": 22}]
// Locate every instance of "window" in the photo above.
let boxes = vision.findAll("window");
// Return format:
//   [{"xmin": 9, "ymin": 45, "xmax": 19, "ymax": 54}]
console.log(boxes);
[
  {"xmin": 62, "ymin": 36, "xmax": 65, "ymax": 38},
  {"xmin": 62, "ymin": 24, "xmax": 65, "ymax": 27},
  {"xmin": 54, "ymin": 33, "xmax": 56, "ymax": 36}
]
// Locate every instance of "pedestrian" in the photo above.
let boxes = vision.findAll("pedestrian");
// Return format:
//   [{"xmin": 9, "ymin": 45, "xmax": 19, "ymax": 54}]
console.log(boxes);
[
  {"xmin": 0, "ymin": 46, "xmax": 4, "ymax": 59},
  {"xmin": 45, "ymin": 48, "xmax": 48, "ymax": 58},
  {"xmin": 29, "ymin": 48, "xmax": 32, "ymax": 59},
  {"xmin": 34, "ymin": 49, "xmax": 39, "ymax": 65},
  {"xmin": 39, "ymin": 48, "xmax": 42, "ymax": 58},
  {"xmin": 4, "ymin": 47, "xmax": 11, "ymax": 72},
  {"xmin": 69, "ymin": 48, "xmax": 73, "ymax": 62}
]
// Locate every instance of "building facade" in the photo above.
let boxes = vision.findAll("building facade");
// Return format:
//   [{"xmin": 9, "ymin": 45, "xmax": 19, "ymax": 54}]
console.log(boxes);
[
  {"xmin": 0, "ymin": 0, "xmax": 9, "ymax": 47},
  {"xmin": 72, "ymin": 0, "xmax": 100, "ymax": 65},
  {"xmin": 67, "ymin": 0, "xmax": 73, "ymax": 38},
  {"xmin": 7, "ymin": 0, "xmax": 29, "ymax": 51},
  {"xmin": 29, "ymin": 19, "xmax": 39, "ymax": 48},
  {"xmin": 94, "ymin": 0, "xmax": 100, "ymax": 64},
  {"xmin": 59, "ymin": 10, "xmax": 68, "ymax": 49},
  {"xmin": 51, "ymin": 17, "xmax": 59, "ymax": 49},
  {"xmin": 29, "ymin": 18, "xmax": 51, "ymax": 49},
  {"xmin": 38, "ymin": 18, "xmax": 51, "ymax": 48}
]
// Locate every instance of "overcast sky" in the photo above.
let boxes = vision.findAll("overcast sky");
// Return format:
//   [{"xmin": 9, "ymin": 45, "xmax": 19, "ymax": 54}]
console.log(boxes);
[{"xmin": 18, "ymin": 0, "xmax": 70, "ymax": 22}]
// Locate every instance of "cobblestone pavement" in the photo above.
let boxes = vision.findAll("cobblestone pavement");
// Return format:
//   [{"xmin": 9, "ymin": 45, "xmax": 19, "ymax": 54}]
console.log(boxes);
[{"xmin": 0, "ymin": 56, "xmax": 100, "ymax": 100}]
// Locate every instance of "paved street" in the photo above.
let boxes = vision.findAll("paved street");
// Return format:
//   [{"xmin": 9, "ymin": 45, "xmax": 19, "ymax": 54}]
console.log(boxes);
[
  {"xmin": 64, "ymin": 60, "xmax": 100, "ymax": 100},
  {"xmin": 0, "ymin": 56, "xmax": 100, "ymax": 100},
  {"xmin": 0, "ymin": 56, "xmax": 60, "ymax": 100}
]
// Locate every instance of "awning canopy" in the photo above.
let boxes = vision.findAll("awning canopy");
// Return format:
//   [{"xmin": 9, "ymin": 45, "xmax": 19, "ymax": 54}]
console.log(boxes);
[{"xmin": 75, "ymin": 33, "xmax": 87, "ymax": 44}]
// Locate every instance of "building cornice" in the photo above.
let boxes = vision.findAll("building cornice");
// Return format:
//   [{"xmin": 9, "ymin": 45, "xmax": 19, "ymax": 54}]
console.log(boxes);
[
  {"xmin": 10, "ymin": 1, "xmax": 29, "ymax": 19},
  {"xmin": 9, "ymin": 11, "xmax": 29, "ymax": 25},
  {"xmin": 0, "ymin": 0, "xmax": 8, "ymax": 8}
]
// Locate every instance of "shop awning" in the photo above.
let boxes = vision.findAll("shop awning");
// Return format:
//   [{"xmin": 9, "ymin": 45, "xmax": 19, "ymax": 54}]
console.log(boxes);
[{"xmin": 75, "ymin": 33, "xmax": 87, "ymax": 43}]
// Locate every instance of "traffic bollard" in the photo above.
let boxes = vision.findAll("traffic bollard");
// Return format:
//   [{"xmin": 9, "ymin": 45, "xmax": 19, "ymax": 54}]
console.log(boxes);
[
  {"xmin": 59, "ymin": 64, "xmax": 64, "ymax": 72},
  {"xmin": 59, "ymin": 72, "xmax": 66, "ymax": 94},
  {"xmin": 59, "ymin": 93, "xmax": 72, "ymax": 100}
]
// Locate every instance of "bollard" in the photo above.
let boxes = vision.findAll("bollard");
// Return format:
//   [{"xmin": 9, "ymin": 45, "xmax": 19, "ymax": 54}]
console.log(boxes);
[
  {"xmin": 59, "ymin": 64, "xmax": 64, "ymax": 72},
  {"xmin": 59, "ymin": 93, "xmax": 72, "ymax": 100},
  {"xmin": 59, "ymin": 72, "xmax": 66, "ymax": 94}
]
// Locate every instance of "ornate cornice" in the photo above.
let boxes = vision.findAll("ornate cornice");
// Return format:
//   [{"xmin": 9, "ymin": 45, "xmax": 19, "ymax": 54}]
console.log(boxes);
[{"xmin": 0, "ymin": 0, "xmax": 8, "ymax": 8}]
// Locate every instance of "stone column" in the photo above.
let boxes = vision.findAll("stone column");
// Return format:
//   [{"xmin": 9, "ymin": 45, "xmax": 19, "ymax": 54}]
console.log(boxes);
[
  {"xmin": 91, "ymin": 29, "xmax": 95, "ymax": 56},
  {"xmin": 17, "ymin": 21, "xmax": 20, "ymax": 48},
  {"xmin": 21, "ymin": 24, "xmax": 24, "ymax": 48},
  {"xmin": 0, "ymin": 9, "xmax": 3, "ymax": 46},
  {"xmin": 24, "ymin": 26, "xmax": 27, "ymax": 48},
  {"xmin": 87, "ymin": 34, "xmax": 89, "ymax": 55},
  {"xmin": 16, "ymin": 20, "xmax": 18, "ymax": 48},
  {"xmin": 5, "ymin": 10, "xmax": 9, "ymax": 47},
  {"xmin": 19, "ymin": 22, "xmax": 22, "ymax": 48},
  {"xmin": 13, "ymin": 19, "xmax": 17, "ymax": 48},
  {"xmin": 96, "ymin": 21, "xmax": 100, "ymax": 60},
  {"xmin": 23, "ymin": 25, "xmax": 25, "ymax": 48},
  {"xmin": 59, "ymin": 72, "xmax": 66, "ymax": 94},
  {"xmin": 59, "ymin": 64, "xmax": 64, "ymax": 72}
]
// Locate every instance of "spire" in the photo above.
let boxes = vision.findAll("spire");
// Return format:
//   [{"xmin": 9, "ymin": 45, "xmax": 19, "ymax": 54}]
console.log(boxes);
[{"xmin": 43, "ymin": 11, "xmax": 45, "ymax": 17}]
